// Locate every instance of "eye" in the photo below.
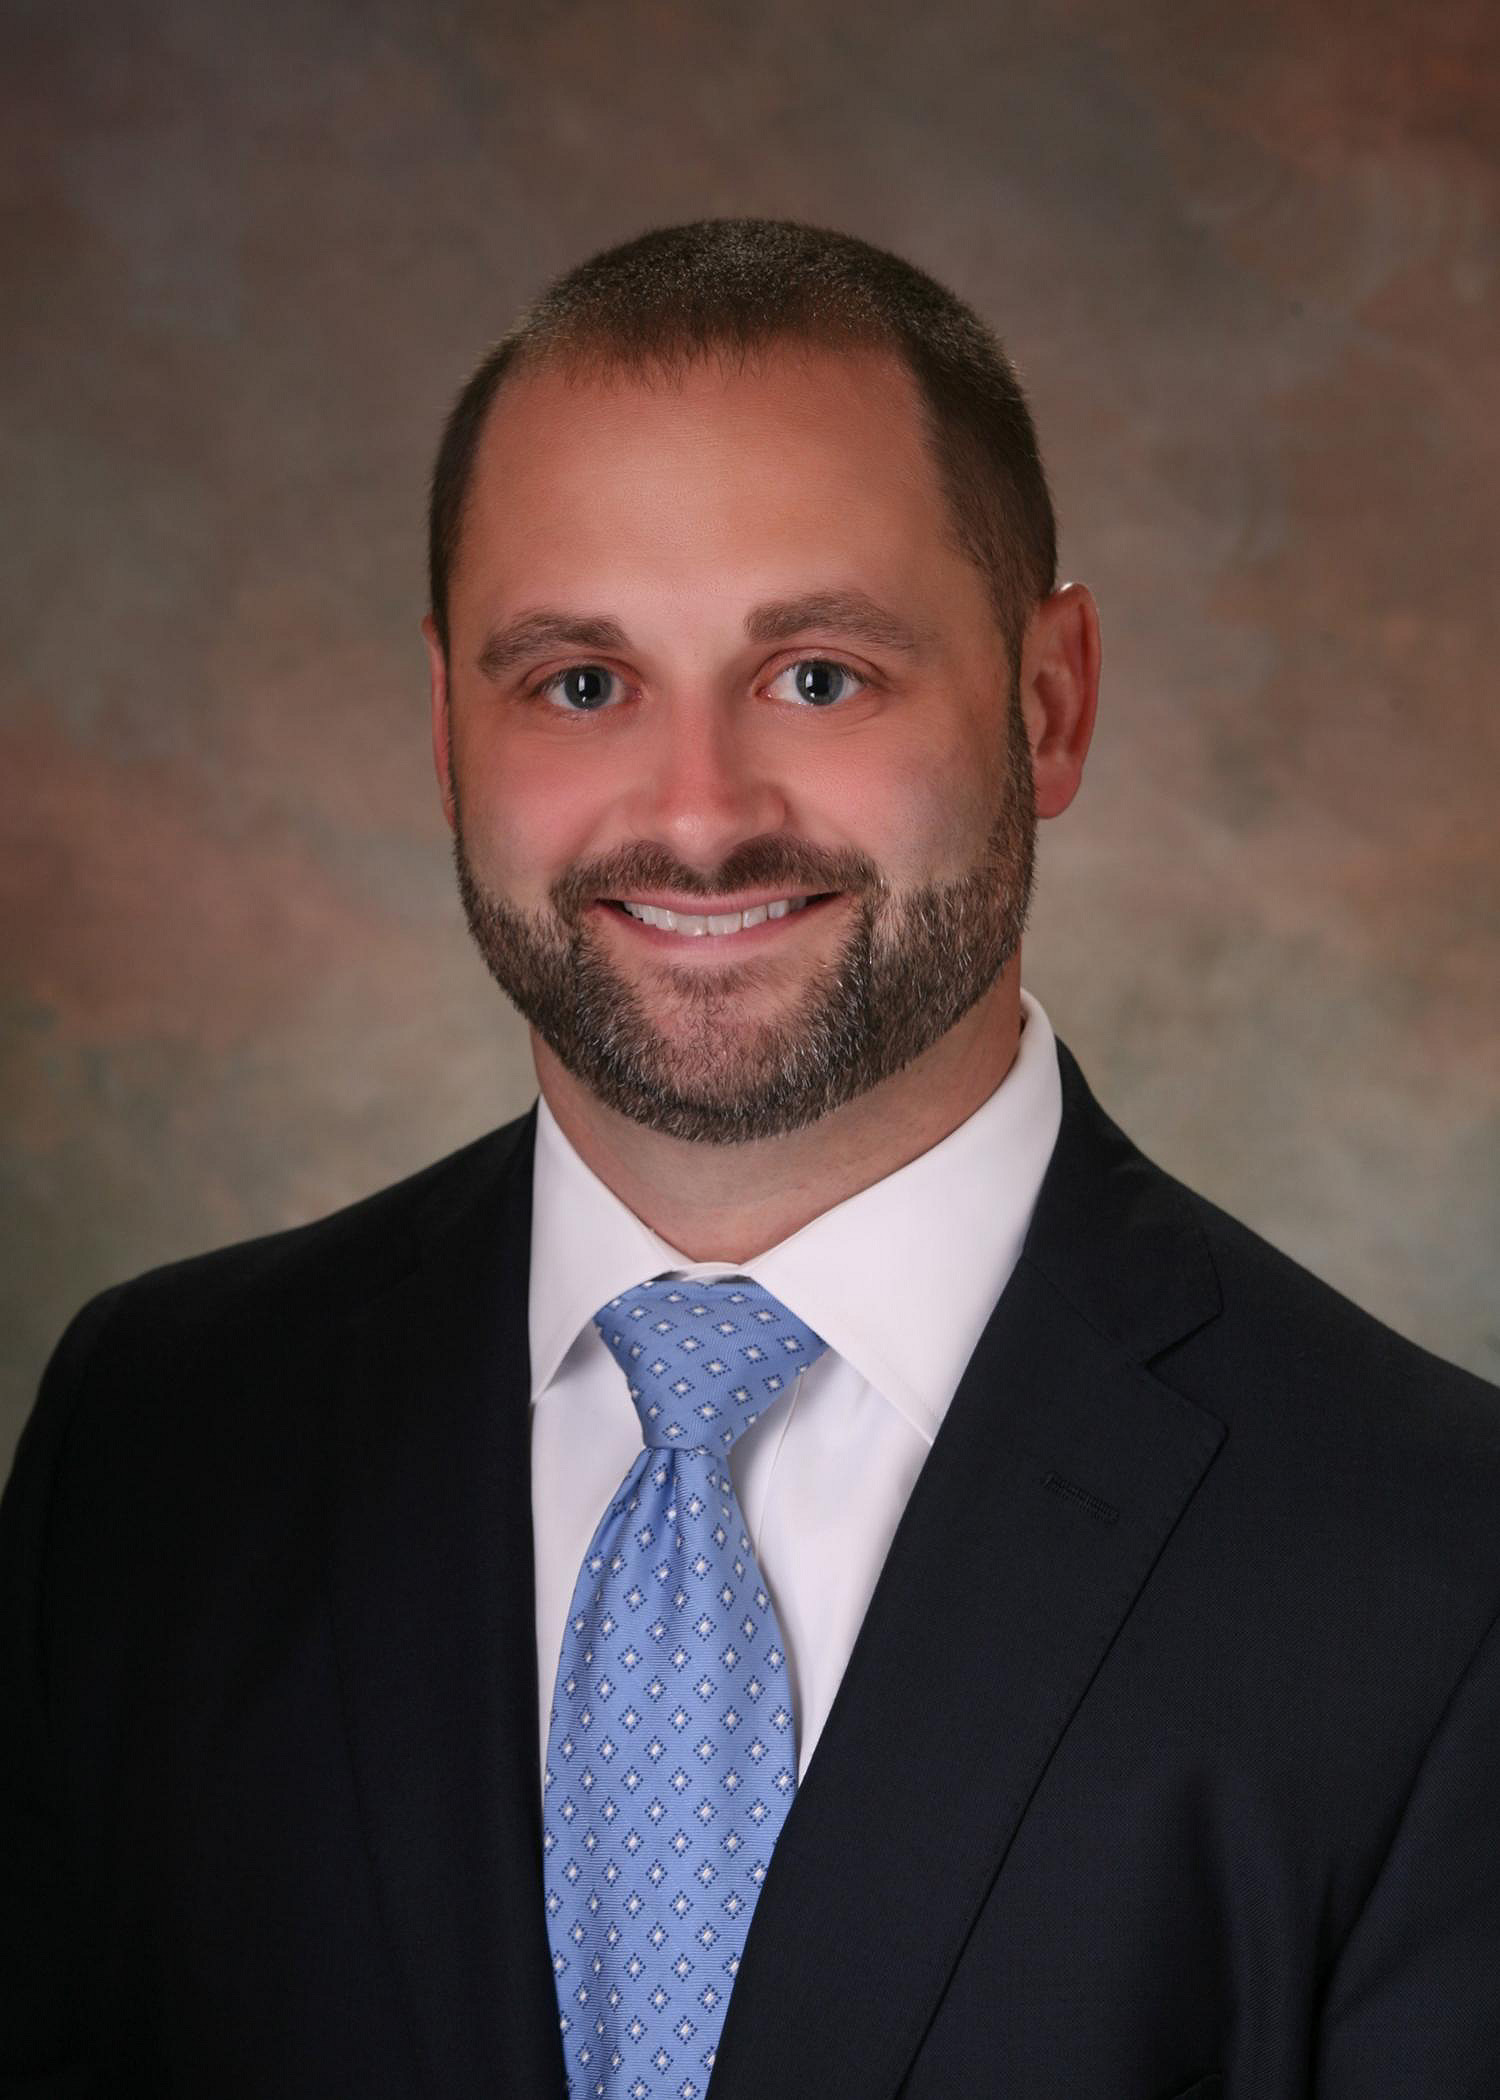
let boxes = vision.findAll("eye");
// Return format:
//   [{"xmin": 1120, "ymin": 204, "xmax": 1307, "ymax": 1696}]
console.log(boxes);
[
  {"xmin": 534, "ymin": 663, "xmax": 622, "ymax": 712},
  {"xmin": 765, "ymin": 658, "xmax": 867, "ymax": 708}
]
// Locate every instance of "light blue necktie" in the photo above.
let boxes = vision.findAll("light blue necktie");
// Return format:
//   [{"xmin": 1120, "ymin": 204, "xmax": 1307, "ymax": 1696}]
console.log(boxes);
[{"xmin": 543, "ymin": 1275, "xmax": 828, "ymax": 2099}]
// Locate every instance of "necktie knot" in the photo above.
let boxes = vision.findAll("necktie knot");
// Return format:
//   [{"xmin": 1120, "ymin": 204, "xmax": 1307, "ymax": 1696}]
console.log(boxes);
[{"xmin": 593, "ymin": 1275, "xmax": 828, "ymax": 1453}]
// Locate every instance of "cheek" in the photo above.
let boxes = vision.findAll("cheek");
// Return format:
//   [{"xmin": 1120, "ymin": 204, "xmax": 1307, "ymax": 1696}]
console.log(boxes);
[
  {"xmin": 799, "ymin": 730, "xmax": 995, "ymax": 883},
  {"xmin": 453, "ymin": 730, "xmax": 608, "ymax": 892},
  {"xmin": 914, "ymin": 717, "xmax": 1016, "ymax": 856}
]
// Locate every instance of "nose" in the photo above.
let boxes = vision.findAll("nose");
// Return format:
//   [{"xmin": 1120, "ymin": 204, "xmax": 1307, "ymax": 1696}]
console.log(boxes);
[{"xmin": 620, "ymin": 701, "xmax": 792, "ymax": 874}]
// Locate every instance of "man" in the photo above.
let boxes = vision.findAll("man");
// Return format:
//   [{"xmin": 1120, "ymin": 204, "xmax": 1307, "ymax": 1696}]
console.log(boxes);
[{"xmin": 2, "ymin": 219, "xmax": 1497, "ymax": 2100}]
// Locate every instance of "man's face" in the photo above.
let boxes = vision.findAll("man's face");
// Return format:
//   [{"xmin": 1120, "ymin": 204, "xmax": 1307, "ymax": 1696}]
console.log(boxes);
[{"xmin": 430, "ymin": 343, "xmax": 1037, "ymax": 1144}]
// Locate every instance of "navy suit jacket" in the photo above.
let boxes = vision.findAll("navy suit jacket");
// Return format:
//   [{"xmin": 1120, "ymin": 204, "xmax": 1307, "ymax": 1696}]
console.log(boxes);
[{"xmin": 3, "ymin": 1043, "xmax": 1499, "ymax": 2098}]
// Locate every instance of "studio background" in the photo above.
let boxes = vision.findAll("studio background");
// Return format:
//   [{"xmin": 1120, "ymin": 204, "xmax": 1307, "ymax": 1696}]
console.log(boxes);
[{"xmin": 4, "ymin": 0, "xmax": 1497, "ymax": 1473}]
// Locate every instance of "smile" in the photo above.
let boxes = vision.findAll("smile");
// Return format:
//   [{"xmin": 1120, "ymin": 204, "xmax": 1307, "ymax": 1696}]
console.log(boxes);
[
  {"xmin": 599, "ymin": 892, "xmax": 841, "ymax": 943},
  {"xmin": 617, "ymin": 896, "xmax": 809, "ymax": 936}
]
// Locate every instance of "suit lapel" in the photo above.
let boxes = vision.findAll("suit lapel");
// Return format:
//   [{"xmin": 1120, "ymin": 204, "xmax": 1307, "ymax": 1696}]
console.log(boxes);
[
  {"xmin": 328, "ymin": 1109, "xmax": 567, "ymax": 2100},
  {"xmin": 708, "ymin": 1045, "xmax": 1227, "ymax": 2100}
]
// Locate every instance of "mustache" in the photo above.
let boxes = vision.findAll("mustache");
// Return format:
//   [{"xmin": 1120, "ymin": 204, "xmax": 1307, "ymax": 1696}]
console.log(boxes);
[{"xmin": 551, "ymin": 838, "xmax": 887, "ymax": 921}]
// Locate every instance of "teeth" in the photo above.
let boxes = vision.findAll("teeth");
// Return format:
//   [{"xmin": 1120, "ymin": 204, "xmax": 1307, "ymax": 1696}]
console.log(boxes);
[{"xmin": 618, "ymin": 896, "xmax": 811, "ymax": 935}]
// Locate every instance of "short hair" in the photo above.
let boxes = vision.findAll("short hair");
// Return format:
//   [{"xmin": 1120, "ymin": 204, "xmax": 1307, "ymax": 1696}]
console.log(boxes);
[{"xmin": 427, "ymin": 218, "xmax": 1058, "ymax": 661}]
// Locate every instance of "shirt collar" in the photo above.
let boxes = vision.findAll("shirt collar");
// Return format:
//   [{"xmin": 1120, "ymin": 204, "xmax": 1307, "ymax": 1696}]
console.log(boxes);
[{"xmin": 527, "ymin": 989, "xmax": 1063, "ymax": 1444}]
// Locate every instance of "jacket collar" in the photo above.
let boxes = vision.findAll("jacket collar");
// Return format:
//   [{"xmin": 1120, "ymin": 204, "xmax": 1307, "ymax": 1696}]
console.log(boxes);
[{"xmin": 1022, "ymin": 1038, "xmax": 1222, "ymax": 1362}]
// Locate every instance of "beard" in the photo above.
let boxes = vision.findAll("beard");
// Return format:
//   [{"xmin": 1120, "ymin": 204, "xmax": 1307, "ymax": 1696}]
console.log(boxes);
[{"xmin": 452, "ymin": 699, "xmax": 1036, "ymax": 1146}]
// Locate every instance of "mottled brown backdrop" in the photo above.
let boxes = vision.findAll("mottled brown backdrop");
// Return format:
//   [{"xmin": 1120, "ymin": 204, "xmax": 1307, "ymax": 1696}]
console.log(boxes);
[{"xmin": 4, "ymin": 0, "xmax": 1498, "ymax": 1471}]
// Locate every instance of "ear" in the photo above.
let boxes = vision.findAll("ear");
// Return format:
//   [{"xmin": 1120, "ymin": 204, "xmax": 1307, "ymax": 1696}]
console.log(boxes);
[
  {"xmin": 1017, "ymin": 582, "xmax": 1100, "ymax": 820},
  {"xmin": 421, "ymin": 613, "xmax": 457, "ymax": 835}
]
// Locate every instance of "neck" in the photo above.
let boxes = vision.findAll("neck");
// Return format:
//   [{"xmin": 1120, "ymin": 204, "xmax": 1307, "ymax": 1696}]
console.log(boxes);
[{"xmin": 530, "ymin": 966, "xmax": 1023, "ymax": 1261}]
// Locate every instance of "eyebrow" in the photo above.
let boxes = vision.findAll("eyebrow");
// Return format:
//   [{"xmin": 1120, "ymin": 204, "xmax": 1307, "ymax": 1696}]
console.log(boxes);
[
  {"xmin": 743, "ymin": 590, "xmax": 928, "ymax": 655},
  {"xmin": 477, "ymin": 612, "xmax": 630, "ymax": 680},
  {"xmin": 475, "ymin": 590, "xmax": 929, "ymax": 680}
]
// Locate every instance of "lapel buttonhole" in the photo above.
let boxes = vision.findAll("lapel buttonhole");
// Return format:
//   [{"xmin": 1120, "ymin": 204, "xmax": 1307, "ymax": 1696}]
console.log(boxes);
[{"xmin": 1042, "ymin": 1470, "xmax": 1120, "ymax": 1525}]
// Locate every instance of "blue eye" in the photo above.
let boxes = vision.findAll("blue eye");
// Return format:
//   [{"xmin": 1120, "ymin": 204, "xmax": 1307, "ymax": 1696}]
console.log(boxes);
[
  {"xmin": 767, "ymin": 659, "xmax": 866, "ymax": 707},
  {"xmin": 539, "ymin": 664, "xmax": 619, "ymax": 711}
]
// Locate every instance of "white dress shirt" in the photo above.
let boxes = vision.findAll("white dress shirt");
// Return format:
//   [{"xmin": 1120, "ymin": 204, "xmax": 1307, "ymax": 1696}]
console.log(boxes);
[{"xmin": 528, "ymin": 989, "xmax": 1063, "ymax": 1785}]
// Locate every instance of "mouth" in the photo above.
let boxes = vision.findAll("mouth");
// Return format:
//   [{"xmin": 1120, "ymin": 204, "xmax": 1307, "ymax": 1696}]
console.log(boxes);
[{"xmin": 595, "ymin": 891, "xmax": 842, "ymax": 942}]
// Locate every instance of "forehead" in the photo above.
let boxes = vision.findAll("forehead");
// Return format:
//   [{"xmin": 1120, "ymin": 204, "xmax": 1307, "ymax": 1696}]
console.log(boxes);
[{"xmin": 450, "ymin": 343, "xmax": 972, "ymax": 617}]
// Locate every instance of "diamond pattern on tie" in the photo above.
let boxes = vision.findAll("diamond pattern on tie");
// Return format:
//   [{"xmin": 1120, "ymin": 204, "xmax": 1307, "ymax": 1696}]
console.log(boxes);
[{"xmin": 543, "ymin": 1276, "xmax": 828, "ymax": 2099}]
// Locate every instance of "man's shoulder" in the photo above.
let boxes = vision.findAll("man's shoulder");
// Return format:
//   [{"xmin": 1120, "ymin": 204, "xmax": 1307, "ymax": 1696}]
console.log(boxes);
[
  {"xmin": 111, "ymin": 1109, "xmax": 532, "ymax": 1325},
  {"xmin": 1133, "ymin": 1155, "xmax": 1500, "ymax": 1623},
  {"xmin": 26, "ymin": 1108, "xmax": 537, "ymax": 1458},
  {"xmin": 1041, "ymin": 1045, "xmax": 1500, "ymax": 1593},
  {"xmin": 1175, "ymin": 1171, "xmax": 1496, "ymax": 1429},
  {"xmin": 1049, "ymin": 1039, "xmax": 1496, "ymax": 1423}
]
